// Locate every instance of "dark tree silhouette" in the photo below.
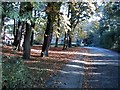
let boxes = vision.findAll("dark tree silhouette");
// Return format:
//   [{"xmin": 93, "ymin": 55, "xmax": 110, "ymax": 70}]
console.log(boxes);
[{"xmin": 41, "ymin": 2, "xmax": 61, "ymax": 57}]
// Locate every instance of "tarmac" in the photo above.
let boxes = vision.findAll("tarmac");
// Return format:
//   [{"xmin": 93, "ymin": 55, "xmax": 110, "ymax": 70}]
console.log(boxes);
[{"xmin": 46, "ymin": 47, "xmax": 120, "ymax": 89}]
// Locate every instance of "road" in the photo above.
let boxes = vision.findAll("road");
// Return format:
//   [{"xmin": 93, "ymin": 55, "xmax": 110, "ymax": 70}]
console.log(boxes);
[{"xmin": 46, "ymin": 47, "xmax": 120, "ymax": 89}]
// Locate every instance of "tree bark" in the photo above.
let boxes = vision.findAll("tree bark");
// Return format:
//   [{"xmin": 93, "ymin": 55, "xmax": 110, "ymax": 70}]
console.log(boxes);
[
  {"xmin": 68, "ymin": 3, "xmax": 72, "ymax": 48},
  {"xmin": 19, "ymin": 2, "xmax": 33, "ymax": 59},
  {"xmin": 12, "ymin": 20, "xmax": 20, "ymax": 47},
  {"xmin": 41, "ymin": 14, "xmax": 53, "ymax": 57},
  {"xmin": 12, "ymin": 20, "xmax": 24, "ymax": 50},
  {"xmin": 41, "ymin": 2, "xmax": 61, "ymax": 57},
  {"xmin": 55, "ymin": 36, "xmax": 59, "ymax": 47},
  {"xmin": 55, "ymin": 14, "xmax": 60, "ymax": 47},
  {"xmin": 2, "ymin": 21, "xmax": 5, "ymax": 40},
  {"xmin": 63, "ymin": 32, "xmax": 68, "ymax": 50},
  {"xmin": 30, "ymin": 31, "xmax": 34, "ymax": 46},
  {"xmin": 45, "ymin": 29, "xmax": 53, "ymax": 56},
  {"xmin": 30, "ymin": 21, "xmax": 35, "ymax": 46},
  {"xmin": 68, "ymin": 34, "xmax": 72, "ymax": 47},
  {"xmin": 13, "ymin": 18, "xmax": 16, "ymax": 37},
  {"xmin": 23, "ymin": 22, "xmax": 31, "ymax": 59}
]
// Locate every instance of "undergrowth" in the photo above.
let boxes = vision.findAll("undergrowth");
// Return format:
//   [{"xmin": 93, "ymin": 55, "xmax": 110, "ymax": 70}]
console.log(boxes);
[{"xmin": 2, "ymin": 56, "xmax": 33, "ymax": 89}]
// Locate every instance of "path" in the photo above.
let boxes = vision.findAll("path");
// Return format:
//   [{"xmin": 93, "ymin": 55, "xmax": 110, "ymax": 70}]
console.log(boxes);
[
  {"xmin": 83, "ymin": 47, "xmax": 120, "ymax": 88},
  {"xmin": 46, "ymin": 47, "xmax": 120, "ymax": 89},
  {"xmin": 46, "ymin": 49, "xmax": 86, "ymax": 88}
]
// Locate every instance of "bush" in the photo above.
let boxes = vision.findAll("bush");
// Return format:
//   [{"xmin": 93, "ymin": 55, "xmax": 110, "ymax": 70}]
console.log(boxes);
[{"xmin": 2, "ymin": 57, "xmax": 33, "ymax": 89}]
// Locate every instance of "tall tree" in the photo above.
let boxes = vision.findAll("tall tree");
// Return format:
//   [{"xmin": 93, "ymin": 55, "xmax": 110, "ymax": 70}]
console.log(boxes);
[
  {"xmin": 20, "ymin": 2, "xmax": 33, "ymax": 59},
  {"xmin": 54, "ymin": 13, "xmax": 61, "ymax": 47},
  {"xmin": 66, "ymin": 1, "xmax": 97, "ymax": 48},
  {"xmin": 41, "ymin": 2, "xmax": 62, "ymax": 57},
  {"xmin": 98, "ymin": 2, "xmax": 120, "ymax": 50}
]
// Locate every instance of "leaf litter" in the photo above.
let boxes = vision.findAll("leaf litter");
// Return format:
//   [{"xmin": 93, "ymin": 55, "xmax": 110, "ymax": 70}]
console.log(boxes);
[{"xmin": 2, "ymin": 45, "xmax": 89, "ymax": 88}]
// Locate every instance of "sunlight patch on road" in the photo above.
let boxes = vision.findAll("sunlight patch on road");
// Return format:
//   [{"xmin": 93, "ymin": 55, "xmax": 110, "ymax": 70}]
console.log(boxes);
[
  {"xmin": 86, "ymin": 62, "xmax": 119, "ymax": 66},
  {"xmin": 24, "ymin": 60, "xmax": 41, "ymax": 63},
  {"xmin": 89, "ymin": 80, "xmax": 99, "ymax": 82},
  {"xmin": 88, "ymin": 72, "xmax": 102, "ymax": 75},
  {"xmin": 31, "ymin": 48, "xmax": 118, "ymax": 57},
  {"xmin": 66, "ymin": 64, "xmax": 83, "ymax": 69},
  {"xmin": 71, "ymin": 60, "xmax": 86, "ymax": 64},
  {"xmin": 89, "ymin": 60, "xmax": 119, "ymax": 62},
  {"xmin": 84, "ymin": 67, "xmax": 97, "ymax": 70},
  {"xmin": 28, "ymin": 67, "xmax": 54, "ymax": 72},
  {"xmin": 31, "ymin": 49, "xmax": 105, "ymax": 56},
  {"xmin": 58, "ymin": 70, "xmax": 84, "ymax": 75},
  {"xmin": 70, "ymin": 59, "xmax": 119, "ymax": 66}
]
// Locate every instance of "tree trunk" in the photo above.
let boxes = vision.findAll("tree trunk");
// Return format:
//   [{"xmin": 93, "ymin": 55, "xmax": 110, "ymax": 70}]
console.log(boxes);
[
  {"xmin": 12, "ymin": 28, "xmax": 19, "ymax": 47},
  {"xmin": 12, "ymin": 20, "xmax": 23, "ymax": 50},
  {"xmin": 30, "ymin": 31, "xmax": 34, "ymax": 46},
  {"xmin": 44, "ymin": 31, "xmax": 53, "ymax": 56},
  {"xmin": 2, "ymin": 22, "xmax": 5, "ymax": 40},
  {"xmin": 18, "ymin": 26, "xmax": 24, "ymax": 51},
  {"xmin": 63, "ymin": 32, "xmax": 68, "ymax": 50},
  {"xmin": 55, "ymin": 14, "xmax": 60, "ymax": 47},
  {"xmin": 67, "ymin": 3, "xmax": 72, "ymax": 48},
  {"xmin": 23, "ymin": 22, "xmax": 31, "ymax": 59},
  {"xmin": 1, "ymin": 10, "xmax": 5, "ymax": 35},
  {"xmin": 12, "ymin": 20, "xmax": 20, "ymax": 47},
  {"xmin": 13, "ymin": 19, "xmax": 16, "ymax": 37},
  {"xmin": 41, "ymin": 2, "xmax": 61, "ymax": 57},
  {"xmin": 55, "ymin": 36, "xmax": 59, "ymax": 47},
  {"xmin": 41, "ymin": 14, "xmax": 53, "ymax": 57},
  {"xmin": 67, "ymin": 29, "xmax": 72, "ymax": 47},
  {"xmin": 67, "ymin": 3, "xmax": 79, "ymax": 48},
  {"xmin": 68, "ymin": 35, "xmax": 72, "ymax": 47}
]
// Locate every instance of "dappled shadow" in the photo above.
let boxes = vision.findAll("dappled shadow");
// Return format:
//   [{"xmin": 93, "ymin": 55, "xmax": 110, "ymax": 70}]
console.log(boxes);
[
  {"xmin": 81, "ymin": 48, "xmax": 120, "ymax": 88},
  {"xmin": 46, "ymin": 47, "xmax": 120, "ymax": 88},
  {"xmin": 46, "ymin": 59, "xmax": 84, "ymax": 88},
  {"xmin": 2, "ymin": 45, "xmax": 119, "ymax": 88}
]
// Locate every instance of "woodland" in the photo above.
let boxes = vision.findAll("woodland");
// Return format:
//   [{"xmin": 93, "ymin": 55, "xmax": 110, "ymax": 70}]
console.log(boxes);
[{"xmin": 1, "ymin": 0, "xmax": 120, "ymax": 89}]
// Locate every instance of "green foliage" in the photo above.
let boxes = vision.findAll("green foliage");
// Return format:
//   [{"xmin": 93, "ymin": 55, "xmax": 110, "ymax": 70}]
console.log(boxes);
[
  {"xmin": 34, "ymin": 18, "xmax": 46, "ymax": 43},
  {"xmin": 91, "ymin": 2, "xmax": 120, "ymax": 52},
  {"xmin": 100, "ymin": 31, "xmax": 115, "ymax": 48},
  {"xmin": 59, "ymin": 14, "xmax": 71, "ymax": 33},
  {"xmin": 2, "ymin": 2, "xmax": 20, "ymax": 20},
  {"xmin": 2, "ymin": 57, "xmax": 33, "ymax": 88},
  {"xmin": 75, "ymin": 23, "xmax": 87, "ymax": 39},
  {"xmin": 32, "ymin": 2, "xmax": 46, "ymax": 11},
  {"xmin": 69, "ymin": 1, "xmax": 97, "ymax": 30}
]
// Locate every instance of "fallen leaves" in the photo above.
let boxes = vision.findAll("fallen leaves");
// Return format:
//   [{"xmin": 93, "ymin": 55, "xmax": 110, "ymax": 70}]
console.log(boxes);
[
  {"xmin": 82, "ymin": 49, "xmax": 93, "ymax": 89},
  {"xmin": 1, "ymin": 45, "xmax": 89, "ymax": 88}
]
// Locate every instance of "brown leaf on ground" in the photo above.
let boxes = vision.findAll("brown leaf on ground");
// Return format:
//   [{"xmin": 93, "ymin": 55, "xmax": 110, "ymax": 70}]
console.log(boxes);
[{"xmin": 1, "ymin": 45, "xmax": 89, "ymax": 88}]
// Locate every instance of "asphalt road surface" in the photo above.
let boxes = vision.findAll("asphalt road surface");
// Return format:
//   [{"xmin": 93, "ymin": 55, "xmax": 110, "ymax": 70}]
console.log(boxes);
[{"xmin": 46, "ymin": 47, "xmax": 120, "ymax": 89}]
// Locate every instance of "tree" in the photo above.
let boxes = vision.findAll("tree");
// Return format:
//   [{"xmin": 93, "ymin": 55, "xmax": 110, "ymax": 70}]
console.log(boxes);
[
  {"xmin": 21, "ymin": 2, "xmax": 33, "ymax": 59},
  {"xmin": 91, "ymin": 2, "xmax": 120, "ymax": 51},
  {"xmin": 1, "ymin": 2, "xmax": 19, "ymax": 41},
  {"xmin": 62, "ymin": 1, "xmax": 97, "ymax": 48},
  {"xmin": 2, "ymin": 2, "xmax": 21, "ymax": 50},
  {"xmin": 54, "ymin": 14, "xmax": 60, "ymax": 47},
  {"xmin": 41, "ymin": 2, "xmax": 62, "ymax": 57}
]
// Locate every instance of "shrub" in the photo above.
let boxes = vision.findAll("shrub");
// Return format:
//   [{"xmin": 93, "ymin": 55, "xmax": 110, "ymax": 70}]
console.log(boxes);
[{"xmin": 2, "ymin": 57, "xmax": 33, "ymax": 89}]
